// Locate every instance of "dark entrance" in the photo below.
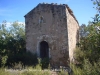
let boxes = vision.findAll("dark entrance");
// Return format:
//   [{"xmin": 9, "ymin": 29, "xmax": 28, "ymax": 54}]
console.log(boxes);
[{"xmin": 40, "ymin": 41, "xmax": 49, "ymax": 59}]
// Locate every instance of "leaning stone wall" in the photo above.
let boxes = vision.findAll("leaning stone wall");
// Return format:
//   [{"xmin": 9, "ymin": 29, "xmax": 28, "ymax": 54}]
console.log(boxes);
[{"xmin": 25, "ymin": 4, "xmax": 69, "ymax": 66}]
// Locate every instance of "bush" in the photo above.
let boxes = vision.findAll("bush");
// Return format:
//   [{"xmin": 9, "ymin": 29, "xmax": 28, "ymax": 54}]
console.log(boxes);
[
  {"xmin": 58, "ymin": 70, "xmax": 69, "ymax": 75},
  {"xmin": 6, "ymin": 51, "xmax": 38, "ymax": 68},
  {"xmin": 0, "ymin": 68, "xmax": 10, "ymax": 75},
  {"xmin": 74, "ymin": 47, "xmax": 85, "ymax": 64},
  {"xmin": 73, "ymin": 59, "xmax": 100, "ymax": 75},
  {"xmin": 73, "ymin": 47, "xmax": 100, "ymax": 75},
  {"xmin": 40, "ymin": 58, "xmax": 50, "ymax": 69},
  {"xmin": 1, "ymin": 55, "xmax": 8, "ymax": 67}
]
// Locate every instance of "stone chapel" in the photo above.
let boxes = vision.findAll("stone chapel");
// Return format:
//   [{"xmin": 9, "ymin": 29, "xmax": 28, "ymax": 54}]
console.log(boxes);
[{"xmin": 24, "ymin": 3, "xmax": 79, "ymax": 66}]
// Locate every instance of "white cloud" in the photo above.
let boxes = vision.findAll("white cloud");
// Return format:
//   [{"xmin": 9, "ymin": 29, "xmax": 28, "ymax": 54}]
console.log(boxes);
[
  {"xmin": 0, "ymin": 22, "xmax": 25, "ymax": 28},
  {"xmin": 18, "ymin": 22, "xmax": 25, "ymax": 25}
]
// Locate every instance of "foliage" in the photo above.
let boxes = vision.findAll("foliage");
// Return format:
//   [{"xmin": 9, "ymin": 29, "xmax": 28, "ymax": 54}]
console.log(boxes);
[
  {"xmin": 70, "ymin": 58, "xmax": 100, "ymax": 75},
  {"xmin": 7, "ymin": 51, "xmax": 38, "ymax": 68},
  {"xmin": 12, "ymin": 62, "xmax": 24, "ymax": 70},
  {"xmin": 0, "ymin": 0, "xmax": 100, "ymax": 75},
  {"xmin": 1, "ymin": 55, "xmax": 8, "ymax": 67},
  {"xmin": 0, "ymin": 21, "xmax": 25, "ymax": 65},
  {"xmin": 71, "ymin": 0, "xmax": 100, "ymax": 75},
  {"xmin": 40, "ymin": 58, "xmax": 50, "ymax": 69},
  {"xmin": 58, "ymin": 69, "xmax": 69, "ymax": 75},
  {"xmin": 0, "ymin": 68, "xmax": 10, "ymax": 75},
  {"xmin": 0, "ymin": 67, "xmax": 50, "ymax": 75},
  {"xmin": 0, "ymin": 21, "xmax": 38, "ymax": 67},
  {"xmin": 78, "ymin": 0, "xmax": 100, "ymax": 63},
  {"xmin": 0, "ymin": 20, "xmax": 50, "ymax": 69},
  {"xmin": 91, "ymin": 0, "xmax": 100, "ymax": 13},
  {"xmin": 22, "ymin": 71, "xmax": 50, "ymax": 75},
  {"xmin": 74, "ymin": 8, "xmax": 100, "ymax": 74}
]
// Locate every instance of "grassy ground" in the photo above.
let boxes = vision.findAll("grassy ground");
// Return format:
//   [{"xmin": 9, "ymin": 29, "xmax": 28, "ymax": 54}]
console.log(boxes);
[
  {"xmin": 2, "ymin": 68, "xmax": 51, "ymax": 75},
  {"xmin": 1, "ymin": 60, "xmax": 100, "ymax": 75},
  {"xmin": 0, "ymin": 65, "xmax": 69, "ymax": 75}
]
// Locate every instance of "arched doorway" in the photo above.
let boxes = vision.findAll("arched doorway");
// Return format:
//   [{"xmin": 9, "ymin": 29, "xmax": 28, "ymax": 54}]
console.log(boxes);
[{"xmin": 40, "ymin": 41, "xmax": 49, "ymax": 59}]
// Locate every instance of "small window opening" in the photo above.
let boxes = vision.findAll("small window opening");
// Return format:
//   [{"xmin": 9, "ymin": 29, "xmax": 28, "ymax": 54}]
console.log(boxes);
[{"xmin": 39, "ymin": 16, "xmax": 44, "ymax": 24}]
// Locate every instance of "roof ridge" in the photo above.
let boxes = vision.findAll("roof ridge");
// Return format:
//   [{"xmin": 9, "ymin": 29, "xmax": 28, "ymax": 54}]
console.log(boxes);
[{"xmin": 24, "ymin": 3, "xmax": 79, "ymax": 25}]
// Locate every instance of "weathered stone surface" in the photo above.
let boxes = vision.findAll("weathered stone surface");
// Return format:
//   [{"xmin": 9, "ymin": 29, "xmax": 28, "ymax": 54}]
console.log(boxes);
[{"xmin": 24, "ymin": 3, "xmax": 79, "ymax": 66}]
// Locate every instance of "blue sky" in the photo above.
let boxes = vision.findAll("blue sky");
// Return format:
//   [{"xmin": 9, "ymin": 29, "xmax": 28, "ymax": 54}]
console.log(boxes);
[{"xmin": 0, "ymin": 0, "xmax": 97, "ymax": 25}]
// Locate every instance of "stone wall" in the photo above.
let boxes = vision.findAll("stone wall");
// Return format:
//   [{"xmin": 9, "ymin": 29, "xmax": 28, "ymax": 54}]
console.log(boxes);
[
  {"xmin": 66, "ymin": 7, "xmax": 79, "ymax": 62},
  {"xmin": 25, "ymin": 3, "xmax": 79, "ymax": 66},
  {"xmin": 25, "ymin": 4, "xmax": 70, "ymax": 66}
]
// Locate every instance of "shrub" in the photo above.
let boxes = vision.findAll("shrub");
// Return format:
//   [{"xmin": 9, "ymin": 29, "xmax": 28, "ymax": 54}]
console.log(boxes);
[
  {"xmin": 1, "ymin": 55, "xmax": 8, "ymax": 67},
  {"xmin": 58, "ymin": 70, "xmax": 69, "ymax": 75},
  {"xmin": 6, "ymin": 51, "xmax": 38, "ymax": 68},
  {"xmin": 0, "ymin": 68, "xmax": 10, "ymax": 75},
  {"xmin": 40, "ymin": 58, "xmax": 50, "ymax": 69},
  {"xmin": 22, "ymin": 70, "xmax": 50, "ymax": 75},
  {"xmin": 73, "ymin": 47, "xmax": 100, "ymax": 75}
]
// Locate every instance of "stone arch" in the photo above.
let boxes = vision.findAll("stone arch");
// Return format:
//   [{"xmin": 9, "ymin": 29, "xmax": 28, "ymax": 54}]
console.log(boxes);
[{"xmin": 40, "ymin": 41, "xmax": 49, "ymax": 59}]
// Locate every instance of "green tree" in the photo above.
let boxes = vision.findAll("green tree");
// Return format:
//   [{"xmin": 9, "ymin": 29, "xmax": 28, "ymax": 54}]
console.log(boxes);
[
  {"xmin": 0, "ymin": 21, "xmax": 26, "ymax": 67},
  {"xmin": 75, "ymin": 0, "xmax": 100, "ymax": 64}
]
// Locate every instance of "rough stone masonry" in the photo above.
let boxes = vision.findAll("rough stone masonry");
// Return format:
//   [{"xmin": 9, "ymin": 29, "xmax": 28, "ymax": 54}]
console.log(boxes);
[{"xmin": 24, "ymin": 3, "xmax": 79, "ymax": 67}]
